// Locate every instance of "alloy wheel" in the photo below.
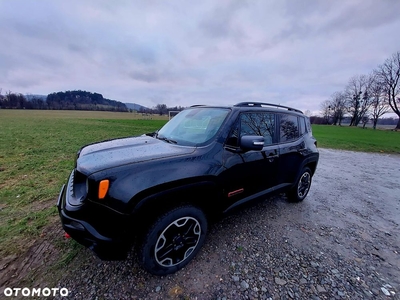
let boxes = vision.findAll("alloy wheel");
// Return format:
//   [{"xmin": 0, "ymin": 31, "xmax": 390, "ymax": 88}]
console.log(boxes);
[
  {"xmin": 154, "ymin": 217, "xmax": 201, "ymax": 267},
  {"xmin": 297, "ymin": 171, "xmax": 311, "ymax": 198}
]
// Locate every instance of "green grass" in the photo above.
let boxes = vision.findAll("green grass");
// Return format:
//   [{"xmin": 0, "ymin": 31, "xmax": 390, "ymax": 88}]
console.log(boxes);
[
  {"xmin": 1, "ymin": 111, "xmax": 399, "ymax": 261},
  {"xmin": 0, "ymin": 110, "xmax": 167, "ymax": 258},
  {"xmin": 312, "ymin": 125, "xmax": 400, "ymax": 154}
]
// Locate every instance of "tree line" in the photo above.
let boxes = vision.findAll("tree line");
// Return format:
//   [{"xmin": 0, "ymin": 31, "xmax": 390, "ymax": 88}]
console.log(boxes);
[
  {"xmin": 319, "ymin": 51, "xmax": 400, "ymax": 129},
  {"xmin": 145, "ymin": 103, "xmax": 185, "ymax": 115},
  {"xmin": 0, "ymin": 90, "xmax": 128, "ymax": 112}
]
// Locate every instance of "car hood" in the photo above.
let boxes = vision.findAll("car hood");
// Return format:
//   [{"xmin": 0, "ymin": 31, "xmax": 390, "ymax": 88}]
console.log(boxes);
[{"xmin": 77, "ymin": 135, "xmax": 195, "ymax": 175}]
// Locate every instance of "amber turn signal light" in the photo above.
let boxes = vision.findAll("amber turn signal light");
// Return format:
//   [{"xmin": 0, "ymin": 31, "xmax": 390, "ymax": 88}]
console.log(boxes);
[{"xmin": 98, "ymin": 180, "xmax": 109, "ymax": 199}]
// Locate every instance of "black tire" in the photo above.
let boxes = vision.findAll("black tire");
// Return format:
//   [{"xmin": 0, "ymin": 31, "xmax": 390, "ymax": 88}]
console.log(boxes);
[
  {"xmin": 138, "ymin": 205, "xmax": 207, "ymax": 275},
  {"xmin": 287, "ymin": 167, "xmax": 312, "ymax": 202}
]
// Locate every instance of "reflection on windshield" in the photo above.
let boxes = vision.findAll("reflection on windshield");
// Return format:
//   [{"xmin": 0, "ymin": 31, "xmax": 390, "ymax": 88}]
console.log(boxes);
[{"xmin": 157, "ymin": 108, "xmax": 230, "ymax": 146}]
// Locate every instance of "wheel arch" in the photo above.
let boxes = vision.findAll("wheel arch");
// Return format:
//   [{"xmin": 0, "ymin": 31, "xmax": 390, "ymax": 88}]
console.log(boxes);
[
  {"xmin": 288, "ymin": 160, "xmax": 317, "ymax": 192},
  {"xmin": 129, "ymin": 180, "xmax": 222, "ymax": 231},
  {"xmin": 306, "ymin": 160, "xmax": 318, "ymax": 176}
]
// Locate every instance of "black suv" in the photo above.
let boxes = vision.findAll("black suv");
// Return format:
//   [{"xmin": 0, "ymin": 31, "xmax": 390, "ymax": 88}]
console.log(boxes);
[{"xmin": 57, "ymin": 102, "xmax": 319, "ymax": 275}]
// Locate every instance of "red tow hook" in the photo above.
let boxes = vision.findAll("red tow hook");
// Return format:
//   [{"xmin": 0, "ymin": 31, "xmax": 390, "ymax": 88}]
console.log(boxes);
[{"xmin": 64, "ymin": 232, "xmax": 71, "ymax": 239}]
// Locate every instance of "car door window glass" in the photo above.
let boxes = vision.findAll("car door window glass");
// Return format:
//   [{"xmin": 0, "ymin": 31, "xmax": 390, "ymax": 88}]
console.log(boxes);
[
  {"xmin": 240, "ymin": 113, "xmax": 275, "ymax": 145},
  {"xmin": 280, "ymin": 114, "xmax": 299, "ymax": 142},
  {"xmin": 226, "ymin": 113, "xmax": 275, "ymax": 147}
]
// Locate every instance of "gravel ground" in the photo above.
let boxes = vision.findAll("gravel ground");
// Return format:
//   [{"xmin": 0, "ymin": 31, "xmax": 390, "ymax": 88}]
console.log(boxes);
[{"xmin": 54, "ymin": 148, "xmax": 400, "ymax": 299}]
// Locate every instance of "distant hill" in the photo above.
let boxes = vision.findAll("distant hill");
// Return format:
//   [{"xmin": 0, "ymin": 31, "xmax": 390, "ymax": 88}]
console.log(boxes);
[
  {"xmin": 1, "ymin": 90, "xmax": 128, "ymax": 112},
  {"xmin": 46, "ymin": 90, "xmax": 128, "ymax": 112},
  {"xmin": 125, "ymin": 103, "xmax": 148, "ymax": 112}
]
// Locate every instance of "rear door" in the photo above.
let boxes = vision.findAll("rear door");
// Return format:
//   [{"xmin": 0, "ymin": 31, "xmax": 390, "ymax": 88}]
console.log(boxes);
[{"xmin": 277, "ymin": 114, "xmax": 306, "ymax": 185}]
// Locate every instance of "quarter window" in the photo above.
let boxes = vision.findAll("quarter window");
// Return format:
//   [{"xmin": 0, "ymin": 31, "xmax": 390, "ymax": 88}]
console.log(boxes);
[
  {"xmin": 305, "ymin": 117, "xmax": 312, "ymax": 133},
  {"xmin": 299, "ymin": 117, "xmax": 306, "ymax": 136}
]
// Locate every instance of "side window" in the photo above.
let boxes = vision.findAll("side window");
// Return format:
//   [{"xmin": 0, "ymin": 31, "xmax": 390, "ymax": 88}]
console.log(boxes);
[
  {"xmin": 240, "ymin": 112, "xmax": 275, "ymax": 145},
  {"xmin": 299, "ymin": 117, "xmax": 306, "ymax": 136},
  {"xmin": 226, "ymin": 113, "xmax": 276, "ymax": 147},
  {"xmin": 280, "ymin": 114, "xmax": 299, "ymax": 142}
]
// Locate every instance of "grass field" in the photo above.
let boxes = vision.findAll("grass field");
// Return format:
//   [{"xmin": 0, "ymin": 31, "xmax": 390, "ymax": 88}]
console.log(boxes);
[
  {"xmin": 312, "ymin": 125, "xmax": 400, "ymax": 154},
  {"xmin": 0, "ymin": 110, "xmax": 168, "ymax": 259},
  {"xmin": 0, "ymin": 110, "xmax": 399, "ymax": 263}
]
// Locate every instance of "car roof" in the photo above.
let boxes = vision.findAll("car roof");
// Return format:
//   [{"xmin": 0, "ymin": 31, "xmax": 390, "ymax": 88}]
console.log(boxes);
[{"xmin": 189, "ymin": 102, "xmax": 304, "ymax": 115}]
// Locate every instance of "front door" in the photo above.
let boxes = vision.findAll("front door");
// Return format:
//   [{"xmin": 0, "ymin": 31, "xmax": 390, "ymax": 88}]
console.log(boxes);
[{"xmin": 220, "ymin": 112, "xmax": 279, "ymax": 210}]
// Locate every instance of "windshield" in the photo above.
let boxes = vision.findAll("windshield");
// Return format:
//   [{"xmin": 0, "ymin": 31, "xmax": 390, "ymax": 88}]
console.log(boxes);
[{"xmin": 157, "ymin": 107, "xmax": 230, "ymax": 146}]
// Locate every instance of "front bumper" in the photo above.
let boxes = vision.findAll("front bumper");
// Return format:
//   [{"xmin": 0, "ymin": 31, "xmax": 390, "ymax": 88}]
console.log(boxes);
[{"xmin": 57, "ymin": 182, "xmax": 130, "ymax": 260}]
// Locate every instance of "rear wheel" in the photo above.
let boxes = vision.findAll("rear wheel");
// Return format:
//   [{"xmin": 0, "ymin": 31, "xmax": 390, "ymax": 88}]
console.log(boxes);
[
  {"xmin": 138, "ymin": 205, "xmax": 207, "ymax": 275},
  {"xmin": 287, "ymin": 167, "xmax": 312, "ymax": 202}
]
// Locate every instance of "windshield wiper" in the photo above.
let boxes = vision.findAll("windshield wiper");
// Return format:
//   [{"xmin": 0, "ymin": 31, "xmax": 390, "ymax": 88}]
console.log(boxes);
[{"xmin": 157, "ymin": 135, "xmax": 177, "ymax": 144}]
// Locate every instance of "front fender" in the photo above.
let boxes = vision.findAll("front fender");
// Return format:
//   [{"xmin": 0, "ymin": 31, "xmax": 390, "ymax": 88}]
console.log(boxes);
[
  {"xmin": 92, "ymin": 148, "xmax": 225, "ymax": 213},
  {"xmin": 131, "ymin": 179, "xmax": 221, "ymax": 214}
]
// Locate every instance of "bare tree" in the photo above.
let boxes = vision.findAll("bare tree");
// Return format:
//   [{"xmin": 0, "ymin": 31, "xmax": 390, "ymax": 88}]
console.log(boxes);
[
  {"xmin": 361, "ymin": 114, "xmax": 370, "ymax": 129},
  {"xmin": 0, "ymin": 89, "xmax": 3, "ymax": 109},
  {"xmin": 329, "ymin": 92, "xmax": 346, "ymax": 125},
  {"xmin": 155, "ymin": 103, "xmax": 168, "ymax": 115},
  {"xmin": 370, "ymin": 76, "xmax": 391, "ymax": 129},
  {"xmin": 345, "ymin": 75, "xmax": 374, "ymax": 126},
  {"xmin": 304, "ymin": 110, "xmax": 311, "ymax": 117},
  {"xmin": 375, "ymin": 51, "xmax": 400, "ymax": 129},
  {"xmin": 320, "ymin": 100, "xmax": 331, "ymax": 124}
]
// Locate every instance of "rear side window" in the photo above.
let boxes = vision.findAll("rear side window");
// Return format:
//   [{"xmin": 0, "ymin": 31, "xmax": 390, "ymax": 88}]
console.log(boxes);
[{"xmin": 280, "ymin": 114, "xmax": 299, "ymax": 142}]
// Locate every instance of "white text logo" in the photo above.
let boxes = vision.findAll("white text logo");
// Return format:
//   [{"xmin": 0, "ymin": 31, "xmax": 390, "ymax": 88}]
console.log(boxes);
[{"xmin": 4, "ymin": 287, "xmax": 69, "ymax": 297}]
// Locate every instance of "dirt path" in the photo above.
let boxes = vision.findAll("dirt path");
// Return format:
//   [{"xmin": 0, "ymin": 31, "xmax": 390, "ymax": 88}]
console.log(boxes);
[{"xmin": 0, "ymin": 220, "xmax": 64, "ymax": 296}]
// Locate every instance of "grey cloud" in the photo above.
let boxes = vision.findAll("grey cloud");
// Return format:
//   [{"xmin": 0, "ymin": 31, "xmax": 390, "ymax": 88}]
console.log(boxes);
[
  {"xmin": 319, "ymin": 1, "xmax": 400, "ymax": 33},
  {"xmin": 128, "ymin": 69, "xmax": 162, "ymax": 83},
  {"xmin": 199, "ymin": 1, "xmax": 247, "ymax": 39},
  {"xmin": 278, "ymin": 0, "xmax": 400, "ymax": 42},
  {"xmin": 0, "ymin": 0, "xmax": 399, "ymax": 113}
]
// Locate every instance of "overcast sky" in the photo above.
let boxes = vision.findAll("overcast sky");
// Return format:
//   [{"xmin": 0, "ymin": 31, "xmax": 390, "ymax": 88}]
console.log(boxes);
[{"xmin": 1, "ymin": 0, "xmax": 399, "ymax": 113}]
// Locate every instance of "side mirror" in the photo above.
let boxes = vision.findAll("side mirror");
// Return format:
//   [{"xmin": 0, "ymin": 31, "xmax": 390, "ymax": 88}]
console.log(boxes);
[{"xmin": 240, "ymin": 135, "xmax": 264, "ymax": 151}]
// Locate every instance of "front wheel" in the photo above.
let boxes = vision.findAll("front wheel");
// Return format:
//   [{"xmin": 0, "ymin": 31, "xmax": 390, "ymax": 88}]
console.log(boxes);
[
  {"xmin": 287, "ymin": 167, "xmax": 312, "ymax": 202},
  {"xmin": 138, "ymin": 205, "xmax": 207, "ymax": 275}
]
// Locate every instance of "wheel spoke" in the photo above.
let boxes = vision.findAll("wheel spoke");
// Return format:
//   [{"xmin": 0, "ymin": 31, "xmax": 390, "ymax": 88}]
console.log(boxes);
[
  {"xmin": 156, "ymin": 242, "xmax": 174, "ymax": 262},
  {"xmin": 154, "ymin": 217, "xmax": 202, "ymax": 267},
  {"xmin": 183, "ymin": 221, "xmax": 196, "ymax": 236},
  {"xmin": 298, "ymin": 172, "xmax": 310, "ymax": 197}
]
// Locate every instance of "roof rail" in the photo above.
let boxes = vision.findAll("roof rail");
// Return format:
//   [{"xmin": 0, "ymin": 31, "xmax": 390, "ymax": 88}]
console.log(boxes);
[
  {"xmin": 190, "ymin": 104, "xmax": 205, "ymax": 107},
  {"xmin": 234, "ymin": 102, "xmax": 303, "ymax": 114}
]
